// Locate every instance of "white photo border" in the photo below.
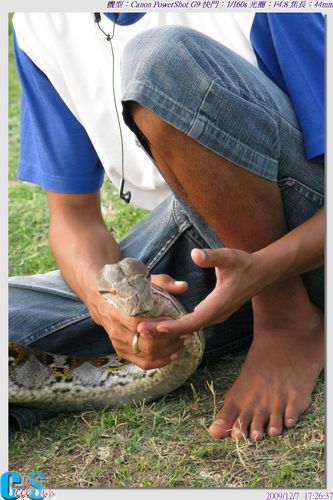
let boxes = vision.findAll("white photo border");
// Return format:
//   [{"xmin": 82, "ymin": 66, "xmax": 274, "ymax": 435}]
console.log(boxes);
[{"xmin": 1, "ymin": 4, "xmax": 331, "ymax": 499}]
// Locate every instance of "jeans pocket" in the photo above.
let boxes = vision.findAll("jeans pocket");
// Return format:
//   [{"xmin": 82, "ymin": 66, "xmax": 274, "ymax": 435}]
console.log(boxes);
[{"xmin": 278, "ymin": 176, "xmax": 324, "ymax": 231}]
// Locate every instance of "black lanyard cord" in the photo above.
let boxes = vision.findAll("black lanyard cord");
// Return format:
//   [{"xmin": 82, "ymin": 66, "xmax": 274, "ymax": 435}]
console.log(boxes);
[{"xmin": 94, "ymin": 13, "xmax": 131, "ymax": 203}]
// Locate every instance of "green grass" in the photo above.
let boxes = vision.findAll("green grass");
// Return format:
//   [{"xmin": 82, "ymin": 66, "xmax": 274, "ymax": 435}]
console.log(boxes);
[
  {"xmin": 8, "ymin": 14, "xmax": 325, "ymax": 489},
  {"xmin": 8, "ymin": 360, "xmax": 325, "ymax": 489}
]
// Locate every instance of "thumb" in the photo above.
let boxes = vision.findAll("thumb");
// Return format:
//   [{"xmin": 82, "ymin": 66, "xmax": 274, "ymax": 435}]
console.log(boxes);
[
  {"xmin": 151, "ymin": 274, "xmax": 188, "ymax": 295},
  {"xmin": 191, "ymin": 247, "xmax": 241, "ymax": 270},
  {"xmin": 191, "ymin": 248, "xmax": 226, "ymax": 268}
]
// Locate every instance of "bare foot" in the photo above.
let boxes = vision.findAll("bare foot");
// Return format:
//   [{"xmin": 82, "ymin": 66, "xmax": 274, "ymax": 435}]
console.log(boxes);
[{"xmin": 208, "ymin": 303, "xmax": 324, "ymax": 440}]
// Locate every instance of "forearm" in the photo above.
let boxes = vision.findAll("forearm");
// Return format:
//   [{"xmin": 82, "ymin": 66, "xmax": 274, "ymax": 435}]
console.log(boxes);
[
  {"xmin": 255, "ymin": 206, "xmax": 324, "ymax": 289},
  {"xmin": 47, "ymin": 192, "xmax": 121, "ymax": 306}
]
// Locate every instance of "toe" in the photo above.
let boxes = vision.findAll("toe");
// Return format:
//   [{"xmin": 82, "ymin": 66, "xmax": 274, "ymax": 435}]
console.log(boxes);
[
  {"xmin": 267, "ymin": 412, "xmax": 283, "ymax": 437},
  {"xmin": 231, "ymin": 413, "xmax": 251, "ymax": 440},
  {"xmin": 285, "ymin": 393, "xmax": 311, "ymax": 429},
  {"xmin": 249, "ymin": 411, "xmax": 268, "ymax": 441},
  {"xmin": 284, "ymin": 402, "xmax": 300, "ymax": 429},
  {"xmin": 208, "ymin": 406, "xmax": 238, "ymax": 439}
]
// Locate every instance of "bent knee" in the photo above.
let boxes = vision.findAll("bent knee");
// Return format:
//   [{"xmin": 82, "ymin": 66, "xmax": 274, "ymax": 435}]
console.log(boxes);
[
  {"xmin": 123, "ymin": 25, "xmax": 199, "ymax": 65},
  {"xmin": 121, "ymin": 25, "xmax": 212, "ymax": 97}
]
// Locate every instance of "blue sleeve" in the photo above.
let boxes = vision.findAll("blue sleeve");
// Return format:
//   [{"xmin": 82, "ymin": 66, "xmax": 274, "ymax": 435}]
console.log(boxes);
[
  {"xmin": 103, "ymin": 13, "xmax": 146, "ymax": 26},
  {"xmin": 251, "ymin": 14, "xmax": 324, "ymax": 163},
  {"xmin": 13, "ymin": 29, "xmax": 105, "ymax": 193}
]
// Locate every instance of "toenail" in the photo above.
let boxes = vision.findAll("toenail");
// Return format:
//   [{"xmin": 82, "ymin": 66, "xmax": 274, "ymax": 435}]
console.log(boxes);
[
  {"xmin": 286, "ymin": 418, "xmax": 296, "ymax": 426},
  {"xmin": 268, "ymin": 427, "xmax": 279, "ymax": 435},
  {"xmin": 251, "ymin": 430, "xmax": 264, "ymax": 441}
]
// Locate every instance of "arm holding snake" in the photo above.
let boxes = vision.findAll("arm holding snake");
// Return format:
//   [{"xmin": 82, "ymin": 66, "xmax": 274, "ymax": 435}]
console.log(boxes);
[
  {"xmin": 46, "ymin": 190, "xmax": 188, "ymax": 369},
  {"xmin": 10, "ymin": 191, "xmax": 205, "ymax": 409}
]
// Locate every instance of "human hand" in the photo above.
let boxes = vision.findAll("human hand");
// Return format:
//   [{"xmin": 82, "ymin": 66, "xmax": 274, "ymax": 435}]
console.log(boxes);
[
  {"xmin": 89, "ymin": 274, "xmax": 189, "ymax": 369},
  {"xmin": 138, "ymin": 247, "xmax": 265, "ymax": 338}
]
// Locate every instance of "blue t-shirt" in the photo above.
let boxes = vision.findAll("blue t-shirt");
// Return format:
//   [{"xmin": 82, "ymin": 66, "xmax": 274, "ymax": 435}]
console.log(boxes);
[
  {"xmin": 13, "ymin": 13, "xmax": 324, "ymax": 193},
  {"xmin": 251, "ymin": 13, "xmax": 324, "ymax": 162}
]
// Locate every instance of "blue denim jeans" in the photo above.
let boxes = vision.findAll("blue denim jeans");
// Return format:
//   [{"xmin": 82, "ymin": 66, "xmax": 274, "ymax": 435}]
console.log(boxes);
[
  {"xmin": 10, "ymin": 26, "xmax": 324, "ymax": 429},
  {"xmin": 9, "ymin": 196, "xmax": 254, "ymax": 429},
  {"xmin": 121, "ymin": 25, "xmax": 324, "ymax": 308}
]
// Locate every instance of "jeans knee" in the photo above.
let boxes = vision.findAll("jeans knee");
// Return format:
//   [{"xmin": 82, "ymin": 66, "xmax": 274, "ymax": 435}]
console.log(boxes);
[
  {"xmin": 123, "ymin": 25, "xmax": 193, "ymax": 69},
  {"xmin": 121, "ymin": 25, "xmax": 211, "ymax": 99}
]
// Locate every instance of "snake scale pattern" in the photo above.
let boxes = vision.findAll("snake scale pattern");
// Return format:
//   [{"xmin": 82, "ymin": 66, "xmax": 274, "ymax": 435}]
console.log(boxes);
[{"xmin": 9, "ymin": 258, "xmax": 205, "ymax": 411}]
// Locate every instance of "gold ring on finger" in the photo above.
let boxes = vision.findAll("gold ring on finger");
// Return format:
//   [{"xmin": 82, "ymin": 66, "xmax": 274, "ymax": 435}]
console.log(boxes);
[{"xmin": 132, "ymin": 333, "xmax": 141, "ymax": 354}]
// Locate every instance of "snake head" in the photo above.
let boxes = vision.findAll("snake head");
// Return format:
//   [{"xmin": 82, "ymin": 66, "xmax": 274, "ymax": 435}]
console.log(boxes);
[{"xmin": 97, "ymin": 258, "xmax": 154, "ymax": 316}]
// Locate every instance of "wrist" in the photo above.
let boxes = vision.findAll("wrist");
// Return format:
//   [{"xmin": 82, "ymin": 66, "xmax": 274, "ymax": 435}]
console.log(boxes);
[
  {"xmin": 79, "ymin": 264, "xmax": 111, "ymax": 310},
  {"xmin": 65, "ymin": 258, "xmax": 120, "ymax": 318},
  {"xmin": 251, "ymin": 250, "xmax": 276, "ymax": 291},
  {"xmin": 86, "ymin": 289, "xmax": 105, "ymax": 324},
  {"xmin": 252, "ymin": 239, "xmax": 296, "ymax": 291}
]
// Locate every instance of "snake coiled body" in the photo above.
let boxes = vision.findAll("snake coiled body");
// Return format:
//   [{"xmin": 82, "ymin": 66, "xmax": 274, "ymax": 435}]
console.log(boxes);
[{"xmin": 9, "ymin": 258, "xmax": 205, "ymax": 411}]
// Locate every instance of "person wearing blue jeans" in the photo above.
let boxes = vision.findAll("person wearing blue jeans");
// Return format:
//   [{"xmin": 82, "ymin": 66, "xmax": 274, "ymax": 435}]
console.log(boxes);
[
  {"xmin": 9, "ymin": 194, "xmax": 254, "ymax": 429},
  {"xmin": 10, "ymin": 13, "xmax": 324, "ymax": 439},
  {"xmin": 119, "ymin": 21, "xmax": 324, "ymax": 440}
]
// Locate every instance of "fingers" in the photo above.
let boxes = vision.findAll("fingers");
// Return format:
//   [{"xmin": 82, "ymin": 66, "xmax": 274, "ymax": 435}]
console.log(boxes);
[
  {"xmin": 95, "ymin": 294, "xmax": 187, "ymax": 368},
  {"xmin": 112, "ymin": 329, "xmax": 186, "ymax": 358},
  {"xmin": 148, "ymin": 313, "xmax": 203, "ymax": 337},
  {"xmin": 191, "ymin": 247, "xmax": 254, "ymax": 277},
  {"xmin": 137, "ymin": 249, "xmax": 249, "ymax": 338},
  {"xmin": 151, "ymin": 273, "xmax": 188, "ymax": 295},
  {"xmin": 106, "ymin": 316, "xmax": 186, "ymax": 368},
  {"xmin": 139, "ymin": 287, "xmax": 231, "ymax": 337},
  {"xmin": 191, "ymin": 247, "xmax": 231, "ymax": 269},
  {"xmin": 113, "ymin": 333, "xmax": 187, "ymax": 370},
  {"xmin": 191, "ymin": 248, "xmax": 210, "ymax": 267},
  {"xmin": 137, "ymin": 317, "xmax": 173, "ymax": 334}
]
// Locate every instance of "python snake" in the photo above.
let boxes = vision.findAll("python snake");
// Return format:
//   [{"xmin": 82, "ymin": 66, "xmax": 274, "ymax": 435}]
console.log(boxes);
[{"xmin": 9, "ymin": 258, "xmax": 204, "ymax": 411}]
